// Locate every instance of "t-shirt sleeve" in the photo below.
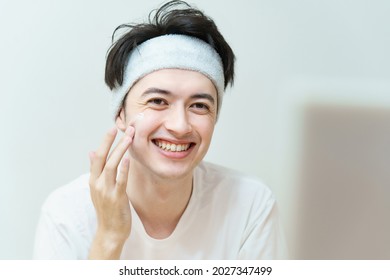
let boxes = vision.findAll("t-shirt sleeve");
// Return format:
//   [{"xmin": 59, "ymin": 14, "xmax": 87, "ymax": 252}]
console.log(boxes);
[
  {"xmin": 33, "ymin": 205, "xmax": 78, "ymax": 260},
  {"xmin": 238, "ymin": 195, "xmax": 288, "ymax": 260}
]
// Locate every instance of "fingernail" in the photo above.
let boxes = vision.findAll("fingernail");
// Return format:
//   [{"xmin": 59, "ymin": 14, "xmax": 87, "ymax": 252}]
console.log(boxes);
[
  {"xmin": 125, "ymin": 126, "xmax": 134, "ymax": 136},
  {"xmin": 110, "ymin": 127, "xmax": 117, "ymax": 135},
  {"xmin": 88, "ymin": 151, "xmax": 95, "ymax": 161},
  {"xmin": 122, "ymin": 156, "xmax": 130, "ymax": 167}
]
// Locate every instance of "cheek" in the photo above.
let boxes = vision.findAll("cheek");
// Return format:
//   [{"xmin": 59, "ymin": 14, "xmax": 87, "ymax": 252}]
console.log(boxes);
[
  {"xmin": 191, "ymin": 117, "xmax": 215, "ymax": 143},
  {"xmin": 130, "ymin": 111, "xmax": 160, "ymax": 142},
  {"xmin": 203, "ymin": 125, "xmax": 215, "ymax": 143}
]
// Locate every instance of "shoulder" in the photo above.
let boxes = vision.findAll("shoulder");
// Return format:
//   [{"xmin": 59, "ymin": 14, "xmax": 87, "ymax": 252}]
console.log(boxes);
[
  {"xmin": 35, "ymin": 174, "xmax": 95, "ymax": 259},
  {"xmin": 195, "ymin": 161, "xmax": 274, "ymax": 204},
  {"xmin": 41, "ymin": 173, "xmax": 93, "ymax": 221}
]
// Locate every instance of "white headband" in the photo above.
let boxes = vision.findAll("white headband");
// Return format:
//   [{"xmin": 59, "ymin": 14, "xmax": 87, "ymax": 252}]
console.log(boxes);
[{"xmin": 111, "ymin": 34, "xmax": 225, "ymax": 118}]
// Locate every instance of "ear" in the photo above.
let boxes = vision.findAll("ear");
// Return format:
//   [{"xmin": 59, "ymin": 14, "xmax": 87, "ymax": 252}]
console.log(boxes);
[{"xmin": 115, "ymin": 108, "xmax": 127, "ymax": 132}]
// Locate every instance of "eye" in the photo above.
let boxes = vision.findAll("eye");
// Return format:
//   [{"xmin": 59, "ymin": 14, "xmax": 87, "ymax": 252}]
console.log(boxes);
[
  {"xmin": 147, "ymin": 98, "xmax": 168, "ymax": 106},
  {"xmin": 190, "ymin": 102, "xmax": 210, "ymax": 112}
]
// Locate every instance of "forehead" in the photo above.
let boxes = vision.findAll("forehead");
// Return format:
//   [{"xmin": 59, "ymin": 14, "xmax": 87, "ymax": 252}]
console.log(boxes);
[{"xmin": 130, "ymin": 69, "xmax": 218, "ymax": 97}]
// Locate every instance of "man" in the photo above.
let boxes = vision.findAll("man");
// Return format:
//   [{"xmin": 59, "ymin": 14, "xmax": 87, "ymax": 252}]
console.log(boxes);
[{"xmin": 34, "ymin": 0, "xmax": 285, "ymax": 259}]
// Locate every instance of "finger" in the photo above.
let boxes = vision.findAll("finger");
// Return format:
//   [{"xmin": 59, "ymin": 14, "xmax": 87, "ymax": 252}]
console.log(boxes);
[
  {"xmin": 89, "ymin": 151, "xmax": 95, "ymax": 164},
  {"xmin": 106, "ymin": 125, "xmax": 135, "ymax": 161},
  {"xmin": 90, "ymin": 127, "xmax": 118, "ymax": 181},
  {"xmin": 116, "ymin": 156, "xmax": 130, "ymax": 194},
  {"xmin": 103, "ymin": 126, "xmax": 135, "ymax": 180},
  {"xmin": 88, "ymin": 151, "xmax": 96, "ymax": 190}
]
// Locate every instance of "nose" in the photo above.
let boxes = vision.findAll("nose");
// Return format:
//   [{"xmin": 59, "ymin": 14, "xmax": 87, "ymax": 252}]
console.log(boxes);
[{"xmin": 164, "ymin": 106, "xmax": 193, "ymax": 137}]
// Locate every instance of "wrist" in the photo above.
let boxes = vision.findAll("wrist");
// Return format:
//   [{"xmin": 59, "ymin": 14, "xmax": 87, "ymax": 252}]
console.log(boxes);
[
  {"xmin": 88, "ymin": 229, "xmax": 128, "ymax": 260},
  {"xmin": 97, "ymin": 227, "xmax": 129, "ymax": 244}
]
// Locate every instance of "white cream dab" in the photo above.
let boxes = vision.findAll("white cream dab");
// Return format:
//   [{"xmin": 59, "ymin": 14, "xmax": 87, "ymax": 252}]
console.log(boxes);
[{"xmin": 136, "ymin": 113, "xmax": 144, "ymax": 121}]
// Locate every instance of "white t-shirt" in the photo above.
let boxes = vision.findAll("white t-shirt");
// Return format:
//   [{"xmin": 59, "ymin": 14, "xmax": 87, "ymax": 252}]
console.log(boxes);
[{"xmin": 33, "ymin": 161, "xmax": 286, "ymax": 259}]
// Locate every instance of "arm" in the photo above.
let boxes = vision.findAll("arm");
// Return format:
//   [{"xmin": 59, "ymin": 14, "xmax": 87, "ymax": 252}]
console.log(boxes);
[
  {"xmin": 33, "ymin": 206, "xmax": 77, "ymax": 259},
  {"xmin": 238, "ymin": 198, "xmax": 288, "ymax": 260},
  {"xmin": 88, "ymin": 125, "xmax": 134, "ymax": 259}
]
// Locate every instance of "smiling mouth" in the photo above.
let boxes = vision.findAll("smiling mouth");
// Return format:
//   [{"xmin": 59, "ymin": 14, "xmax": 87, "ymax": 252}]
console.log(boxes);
[{"xmin": 153, "ymin": 139, "xmax": 194, "ymax": 152}]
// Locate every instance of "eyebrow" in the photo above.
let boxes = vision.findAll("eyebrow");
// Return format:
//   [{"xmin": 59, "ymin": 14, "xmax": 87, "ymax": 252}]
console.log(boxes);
[
  {"xmin": 142, "ymin": 87, "xmax": 170, "ymax": 95},
  {"xmin": 142, "ymin": 87, "xmax": 215, "ymax": 104}
]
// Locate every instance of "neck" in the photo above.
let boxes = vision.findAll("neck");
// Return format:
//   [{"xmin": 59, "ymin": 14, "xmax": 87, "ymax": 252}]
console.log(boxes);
[{"xmin": 126, "ymin": 162, "xmax": 193, "ymax": 239}]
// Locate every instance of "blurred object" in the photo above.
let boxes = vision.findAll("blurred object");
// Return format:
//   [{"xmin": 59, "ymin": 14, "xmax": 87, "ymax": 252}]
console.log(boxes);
[
  {"xmin": 273, "ymin": 78, "xmax": 390, "ymax": 259},
  {"xmin": 294, "ymin": 104, "xmax": 390, "ymax": 259}
]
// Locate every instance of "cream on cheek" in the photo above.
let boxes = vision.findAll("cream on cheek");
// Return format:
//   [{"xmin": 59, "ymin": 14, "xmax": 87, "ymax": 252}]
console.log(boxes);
[
  {"xmin": 135, "ymin": 112, "xmax": 144, "ymax": 121},
  {"xmin": 127, "ymin": 110, "xmax": 159, "ymax": 147}
]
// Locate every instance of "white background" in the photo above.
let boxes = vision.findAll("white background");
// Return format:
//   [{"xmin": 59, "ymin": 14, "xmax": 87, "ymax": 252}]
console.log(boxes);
[{"xmin": 1, "ymin": 0, "xmax": 389, "ymax": 259}]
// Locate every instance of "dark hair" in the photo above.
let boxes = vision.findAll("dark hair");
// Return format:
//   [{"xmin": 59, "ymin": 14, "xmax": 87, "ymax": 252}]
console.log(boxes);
[{"xmin": 105, "ymin": 0, "xmax": 235, "ymax": 91}]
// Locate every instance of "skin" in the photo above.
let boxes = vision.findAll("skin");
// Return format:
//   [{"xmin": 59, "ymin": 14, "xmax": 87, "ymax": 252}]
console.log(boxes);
[{"xmin": 88, "ymin": 69, "xmax": 218, "ymax": 259}]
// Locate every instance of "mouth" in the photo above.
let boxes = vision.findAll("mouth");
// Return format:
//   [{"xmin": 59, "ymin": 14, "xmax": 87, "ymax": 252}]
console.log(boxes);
[{"xmin": 152, "ymin": 139, "xmax": 195, "ymax": 152}]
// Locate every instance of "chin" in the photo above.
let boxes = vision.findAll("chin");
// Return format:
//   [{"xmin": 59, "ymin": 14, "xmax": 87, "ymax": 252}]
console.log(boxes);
[{"xmin": 150, "ymin": 164, "xmax": 195, "ymax": 181}]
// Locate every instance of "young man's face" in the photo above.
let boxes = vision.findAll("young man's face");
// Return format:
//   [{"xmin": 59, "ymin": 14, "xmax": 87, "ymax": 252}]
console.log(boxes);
[{"xmin": 117, "ymin": 68, "xmax": 218, "ymax": 181}]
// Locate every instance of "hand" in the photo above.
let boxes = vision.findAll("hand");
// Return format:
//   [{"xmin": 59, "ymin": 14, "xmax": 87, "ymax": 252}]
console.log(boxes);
[{"xmin": 88, "ymin": 125, "xmax": 135, "ymax": 259}]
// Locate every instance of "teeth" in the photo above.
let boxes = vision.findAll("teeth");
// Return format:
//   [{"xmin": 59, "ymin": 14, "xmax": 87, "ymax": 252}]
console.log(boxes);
[{"xmin": 155, "ymin": 140, "xmax": 191, "ymax": 152}]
